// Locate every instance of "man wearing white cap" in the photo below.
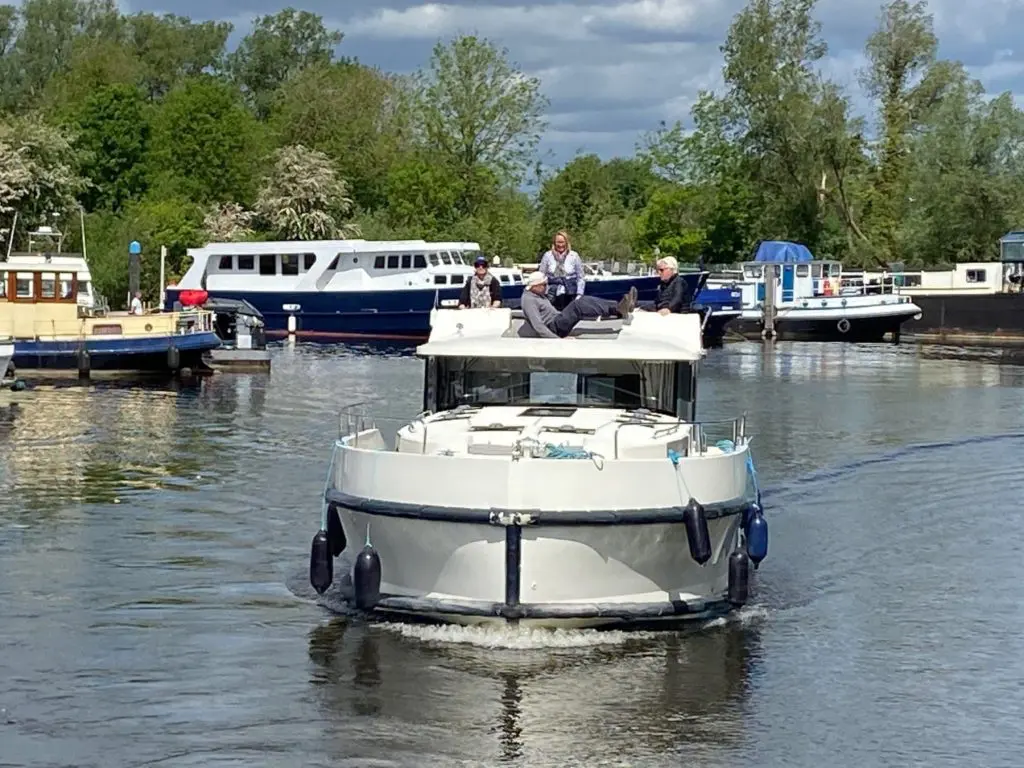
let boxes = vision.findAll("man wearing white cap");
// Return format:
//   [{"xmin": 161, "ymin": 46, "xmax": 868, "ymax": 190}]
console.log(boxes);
[
  {"xmin": 640, "ymin": 256, "xmax": 691, "ymax": 315},
  {"xmin": 519, "ymin": 271, "xmax": 637, "ymax": 338}
]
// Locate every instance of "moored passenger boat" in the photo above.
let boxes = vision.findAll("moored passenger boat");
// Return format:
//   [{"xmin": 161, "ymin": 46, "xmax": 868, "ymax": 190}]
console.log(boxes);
[
  {"xmin": 166, "ymin": 239, "xmax": 701, "ymax": 342},
  {"xmin": 308, "ymin": 306, "xmax": 769, "ymax": 628}
]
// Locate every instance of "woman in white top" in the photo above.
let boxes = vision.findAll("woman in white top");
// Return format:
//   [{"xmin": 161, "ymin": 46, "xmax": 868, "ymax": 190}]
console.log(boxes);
[{"xmin": 537, "ymin": 230, "xmax": 586, "ymax": 310}]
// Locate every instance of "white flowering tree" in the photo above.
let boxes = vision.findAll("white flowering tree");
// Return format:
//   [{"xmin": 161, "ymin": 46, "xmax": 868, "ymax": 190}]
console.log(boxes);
[
  {"xmin": 202, "ymin": 201, "xmax": 257, "ymax": 242},
  {"xmin": 255, "ymin": 143, "xmax": 360, "ymax": 240},
  {"xmin": 0, "ymin": 114, "xmax": 84, "ymax": 244}
]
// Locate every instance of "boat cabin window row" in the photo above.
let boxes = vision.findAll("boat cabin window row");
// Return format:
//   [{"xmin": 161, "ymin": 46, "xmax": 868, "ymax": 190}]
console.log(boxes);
[
  {"xmin": 0, "ymin": 270, "xmax": 78, "ymax": 302},
  {"xmin": 966, "ymin": 269, "xmax": 986, "ymax": 283},
  {"xmin": 215, "ymin": 253, "xmax": 318, "ymax": 276},
  {"xmin": 431, "ymin": 273, "xmax": 519, "ymax": 285},
  {"xmin": 423, "ymin": 357, "xmax": 696, "ymax": 419},
  {"xmin": 373, "ymin": 254, "xmax": 429, "ymax": 270}
]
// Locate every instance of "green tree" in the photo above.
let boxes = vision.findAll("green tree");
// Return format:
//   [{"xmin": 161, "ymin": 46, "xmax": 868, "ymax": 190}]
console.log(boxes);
[
  {"xmin": 860, "ymin": 0, "xmax": 939, "ymax": 261},
  {"xmin": 72, "ymin": 83, "xmax": 150, "ymax": 211},
  {"xmin": 635, "ymin": 184, "xmax": 707, "ymax": 262},
  {"xmin": 269, "ymin": 62, "xmax": 404, "ymax": 210},
  {"xmin": 86, "ymin": 195, "xmax": 203, "ymax": 305},
  {"xmin": 125, "ymin": 12, "xmax": 232, "ymax": 101},
  {"xmin": 146, "ymin": 75, "xmax": 264, "ymax": 204},
  {"xmin": 228, "ymin": 8, "xmax": 342, "ymax": 119},
  {"xmin": 413, "ymin": 35, "xmax": 548, "ymax": 210}
]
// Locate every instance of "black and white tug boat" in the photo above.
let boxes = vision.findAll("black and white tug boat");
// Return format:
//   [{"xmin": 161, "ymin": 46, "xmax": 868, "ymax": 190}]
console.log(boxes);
[{"xmin": 730, "ymin": 240, "xmax": 922, "ymax": 342}]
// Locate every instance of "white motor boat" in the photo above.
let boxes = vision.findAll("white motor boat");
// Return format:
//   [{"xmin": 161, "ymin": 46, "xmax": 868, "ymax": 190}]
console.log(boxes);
[{"xmin": 309, "ymin": 307, "xmax": 769, "ymax": 628}]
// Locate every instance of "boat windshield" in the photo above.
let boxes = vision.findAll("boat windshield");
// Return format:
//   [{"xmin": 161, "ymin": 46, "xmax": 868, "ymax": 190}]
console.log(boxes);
[{"xmin": 426, "ymin": 357, "xmax": 694, "ymax": 417}]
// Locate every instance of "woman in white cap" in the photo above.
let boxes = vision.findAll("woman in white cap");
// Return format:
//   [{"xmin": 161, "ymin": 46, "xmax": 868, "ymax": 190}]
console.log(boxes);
[{"xmin": 519, "ymin": 271, "xmax": 637, "ymax": 338}]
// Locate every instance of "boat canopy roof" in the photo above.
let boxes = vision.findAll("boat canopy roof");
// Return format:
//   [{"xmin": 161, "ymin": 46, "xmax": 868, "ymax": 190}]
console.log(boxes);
[
  {"xmin": 416, "ymin": 308, "xmax": 703, "ymax": 362},
  {"xmin": 751, "ymin": 240, "xmax": 814, "ymax": 263}
]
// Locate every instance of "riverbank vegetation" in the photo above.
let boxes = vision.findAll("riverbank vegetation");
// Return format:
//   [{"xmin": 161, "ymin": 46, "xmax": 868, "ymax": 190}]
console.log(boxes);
[{"xmin": 1, "ymin": 0, "xmax": 1022, "ymax": 304}]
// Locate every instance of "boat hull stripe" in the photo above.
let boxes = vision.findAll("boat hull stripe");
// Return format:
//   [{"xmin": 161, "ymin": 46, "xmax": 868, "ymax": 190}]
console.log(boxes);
[{"xmin": 325, "ymin": 489, "xmax": 748, "ymax": 526}]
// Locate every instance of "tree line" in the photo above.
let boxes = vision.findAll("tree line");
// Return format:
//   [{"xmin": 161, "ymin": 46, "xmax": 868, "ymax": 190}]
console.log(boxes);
[{"xmin": 1, "ymin": 0, "xmax": 1021, "ymax": 305}]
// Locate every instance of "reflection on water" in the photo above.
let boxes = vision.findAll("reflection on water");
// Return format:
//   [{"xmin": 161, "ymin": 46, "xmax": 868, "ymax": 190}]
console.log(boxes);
[
  {"xmin": 306, "ymin": 616, "xmax": 761, "ymax": 766},
  {"xmin": 2, "ymin": 340, "xmax": 1024, "ymax": 767}
]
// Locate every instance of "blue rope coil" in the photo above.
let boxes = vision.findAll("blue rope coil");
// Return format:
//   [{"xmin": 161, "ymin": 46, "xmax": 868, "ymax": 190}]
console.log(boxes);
[{"xmin": 544, "ymin": 443, "xmax": 594, "ymax": 459}]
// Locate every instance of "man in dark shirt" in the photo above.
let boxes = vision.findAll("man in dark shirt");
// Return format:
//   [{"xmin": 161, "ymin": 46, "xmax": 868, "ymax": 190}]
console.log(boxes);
[{"xmin": 641, "ymin": 256, "xmax": 691, "ymax": 314}]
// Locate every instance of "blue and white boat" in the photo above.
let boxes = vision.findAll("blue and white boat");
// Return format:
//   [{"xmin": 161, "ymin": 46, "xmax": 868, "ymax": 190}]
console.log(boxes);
[
  {"xmin": 166, "ymin": 239, "xmax": 714, "ymax": 342},
  {"xmin": 2, "ymin": 224, "xmax": 221, "ymax": 374}
]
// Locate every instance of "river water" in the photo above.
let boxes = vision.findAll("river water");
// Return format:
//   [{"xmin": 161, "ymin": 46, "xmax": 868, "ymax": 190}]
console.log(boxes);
[{"xmin": 2, "ymin": 341, "xmax": 1023, "ymax": 767}]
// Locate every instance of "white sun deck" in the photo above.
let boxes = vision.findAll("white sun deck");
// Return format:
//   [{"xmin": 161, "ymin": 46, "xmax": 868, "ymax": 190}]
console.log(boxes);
[{"xmin": 418, "ymin": 306, "xmax": 704, "ymax": 360}]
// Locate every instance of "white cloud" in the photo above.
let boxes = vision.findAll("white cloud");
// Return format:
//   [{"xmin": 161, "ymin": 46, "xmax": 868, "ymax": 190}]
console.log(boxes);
[{"xmin": 168, "ymin": 0, "xmax": 1024, "ymax": 163}]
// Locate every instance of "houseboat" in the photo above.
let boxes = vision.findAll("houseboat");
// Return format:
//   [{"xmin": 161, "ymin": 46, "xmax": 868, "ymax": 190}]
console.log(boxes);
[
  {"xmin": 853, "ymin": 234, "xmax": 1024, "ymax": 346},
  {"xmin": 308, "ymin": 305, "xmax": 769, "ymax": 628},
  {"xmin": 731, "ymin": 241, "xmax": 921, "ymax": 342},
  {"xmin": 1, "ymin": 227, "xmax": 221, "ymax": 374},
  {"xmin": 165, "ymin": 239, "xmax": 701, "ymax": 342}
]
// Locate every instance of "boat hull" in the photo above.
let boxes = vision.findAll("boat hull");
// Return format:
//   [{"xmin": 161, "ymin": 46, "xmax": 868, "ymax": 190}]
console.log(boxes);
[
  {"xmin": 165, "ymin": 276, "xmax": 679, "ymax": 342},
  {"xmin": 733, "ymin": 303, "xmax": 921, "ymax": 342},
  {"xmin": 902, "ymin": 293, "xmax": 1024, "ymax": 347},
  {"xmin": 328, "ymin": 503, "xmax": 745, "ymax": 629},
  {"xmin": 12, "ymin": 331, "xmax": 222, "ymax": 372}
]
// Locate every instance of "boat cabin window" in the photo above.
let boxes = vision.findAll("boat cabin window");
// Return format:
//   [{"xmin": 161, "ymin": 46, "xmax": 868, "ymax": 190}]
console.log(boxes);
[
  {"xmin": 451, "ymin": 275, "xmax": 464, "ymax": 284},
  {"xmin": 796, "ymin": 264, "xmax": 809, "ymax": 277},
  {"xmin": 434, "ymin": 275, "xmax": 447, "ymax": 284},
  {"xmin": 743, "ymin": 265, "xmax": 761, "ymax": 279},
  {"xmin": 966, "ymin": 269, "xmax": 986, "ymax": 283},
  {"xmin": 327, "ymin": 255, "xmax": 339, "ymax": 270},
  {"xmin": 281, "ymin": 254, "xmax": 299, "ymax": 275},
  {"xmin": 440, "ymin": 253, "xmax": 452, "ymax": 265},
  {"xmin": 425, "ymin": 357, "xmax": 693, "ymax": 417},
  {"xmin": 414, "ymin": 254, "xmax": 427, "ymax": 268},
  {"xmin": 387, "ymin": 255, "xmax": 399, "ymax": 269},
  {"xmin": 3, "ymin": 270, "xmax": 79, "ymax": 302},
  {"xmin": 219, "ymin": 255, "xmax": 232, "ymax": 270},
  {"xmin": 499, "ymin": 275, "xmax": 510, "ymax": 284},
  {"xmin": 259, "ymin": 254, "xmax": 276, "ymax": 275},
  {"xmin": 238, "ymin": 255, "xmax": 254, "ymax": 271},
  {"xmin": 401, "ymin": 254, "xmax": 411, "ymax": 269},
  {"xmin": 428, "ymin": 254, "xmax": 440, "ymax": 266},
  {"xmin": 304, "ymin": 254, "xmax": 315, "ymax": 271},
  {"xmin": 16, "ymin": 272, "xmax": 33, "ymax": 298}
]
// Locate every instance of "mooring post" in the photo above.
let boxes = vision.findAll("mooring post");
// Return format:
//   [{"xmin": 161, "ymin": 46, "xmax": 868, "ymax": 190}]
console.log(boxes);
[{"xmin": 761, "ymin": 264, "xmax": 777, "ymax": 340}]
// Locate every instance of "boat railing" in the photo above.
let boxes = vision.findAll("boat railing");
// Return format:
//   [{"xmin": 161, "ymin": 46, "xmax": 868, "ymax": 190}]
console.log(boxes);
[{"xmin": 339, "ymin": 402, "xmax": 749, "ymax": 458}]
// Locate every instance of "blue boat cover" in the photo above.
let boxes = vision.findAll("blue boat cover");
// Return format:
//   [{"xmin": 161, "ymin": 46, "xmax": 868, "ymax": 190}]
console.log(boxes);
[{"xmin": 752, "ymin": 240, "xmax": 813, "ymax": 263}]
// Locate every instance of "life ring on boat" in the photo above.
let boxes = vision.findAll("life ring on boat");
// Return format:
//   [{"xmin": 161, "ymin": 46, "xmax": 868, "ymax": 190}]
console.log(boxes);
[{"xmin": 837, "ymin": 317, "xmax": 851, "ymax": 334}]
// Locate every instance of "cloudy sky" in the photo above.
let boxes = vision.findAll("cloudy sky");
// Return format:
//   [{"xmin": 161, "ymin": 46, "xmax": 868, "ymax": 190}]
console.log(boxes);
[{"xmin": 136, "ymin": 0, "xmax": 1024, "ymax": 165}]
